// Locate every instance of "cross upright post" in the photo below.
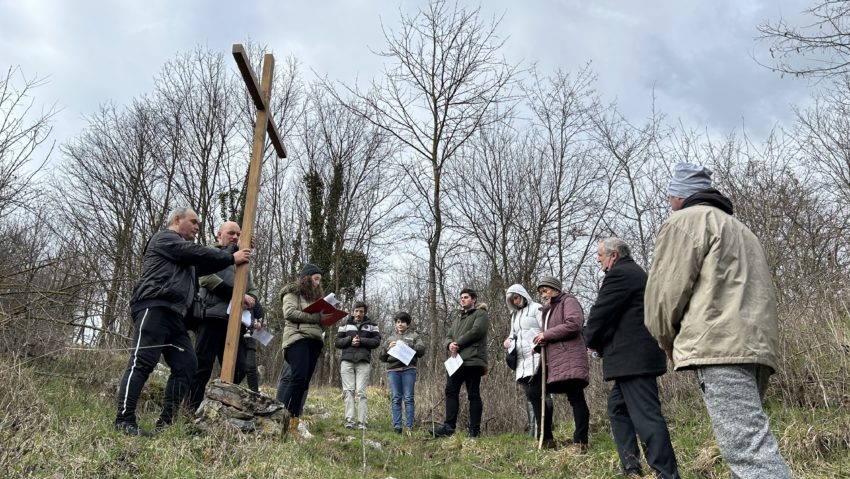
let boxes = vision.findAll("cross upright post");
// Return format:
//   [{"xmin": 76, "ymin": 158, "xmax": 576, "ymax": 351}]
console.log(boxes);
[{"xmin": 220, "ymin": 44, "xmax": 286, "ymax": 383}]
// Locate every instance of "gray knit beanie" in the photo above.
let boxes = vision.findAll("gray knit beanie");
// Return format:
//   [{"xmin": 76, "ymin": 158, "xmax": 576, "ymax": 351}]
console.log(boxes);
[
  {"xmin": 536, "ymin": 276, "xmax": 562, "ymax": 293},
  {"xmin": 668, "ymin": 163, "xmax": 713, "ymax": 198}
]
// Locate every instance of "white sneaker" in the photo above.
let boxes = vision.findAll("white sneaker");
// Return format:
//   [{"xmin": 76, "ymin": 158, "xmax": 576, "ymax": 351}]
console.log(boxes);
[{"xmin": 297, "ymin": 420, "xmax": 313, "ymax": 439}]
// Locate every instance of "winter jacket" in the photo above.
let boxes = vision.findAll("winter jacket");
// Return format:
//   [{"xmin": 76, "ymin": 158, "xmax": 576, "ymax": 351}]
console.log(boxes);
[
  {"xmin": 279, "ymin": 282, "xmax": 324, "ymax": 350},
  {"xmin": 130, "ymin": 229, "xmax": 235, "ymax": 317},
  {"xmin": 198, "ymin": 243, "xmax": 259, "ymax": 320},
  {"xmin": 334, "ymin": 315, "xmax": 381, "ymax": 363},
  {"xmin": 444, "ymin": 303, "xmax": 490, "ymax": 368},
  {"xmin": 582, "ymin": 257, "xmax": 666, "ymax": 381},
  {"xmin": 539, "ymin": 292, "xmax": 589, "ymax": 386},
  {"xmin": 380, "ymin": 330, "xmax": 426, "ymax": 370},
  {"xmin": 644, "ymin": 188, "xmax": 781, "ymax": 372},
  {"xmin": 505, "ymin": 284, "xmax": 542, "ymax": 380}
]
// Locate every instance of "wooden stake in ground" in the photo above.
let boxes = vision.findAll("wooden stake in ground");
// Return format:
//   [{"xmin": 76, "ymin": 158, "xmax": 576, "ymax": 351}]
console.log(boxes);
[
  {"xmin": 220, "ymin": 44, "xmax": 287, "ymax": 382},
  {"xmin": 538, "ymin": 346, "xmax": 547, "ymax": 450}
]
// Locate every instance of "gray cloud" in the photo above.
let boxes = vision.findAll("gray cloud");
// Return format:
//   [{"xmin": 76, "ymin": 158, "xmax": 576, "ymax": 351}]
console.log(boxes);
[{"xmin": 0, "ymin": 0, "xmax": 817, "ymax": 148}]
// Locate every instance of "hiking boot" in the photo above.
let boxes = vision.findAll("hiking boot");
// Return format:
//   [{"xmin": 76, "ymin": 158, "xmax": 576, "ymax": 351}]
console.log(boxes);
[
  {"xmin": 431, "ymin": 423, "xmax": 455, "ymax": 438},
  {"xmin": 344, "ymin": 421, "xmax": 355, "ymax": 429},
  {"xmin": 565, "ymin": 442, "xmax": 588, "ymax": 455},
  {"xmin": 468, "ymin": 429, "xmax": 480, "ymax": 438},
  {"xmin": 357, "ymin": 422, "xmax": 368, "ymax": 430},
  {"xmin": 623, "ymin": 468, "xmax": 644, "ymax": 478},
  {"xmin": 394, "ymin": 427, "xmax": 403, "ymax": 434},
  {"xmin": 115, "ymin": 421, "xmax": 154, "ymax": 438}
]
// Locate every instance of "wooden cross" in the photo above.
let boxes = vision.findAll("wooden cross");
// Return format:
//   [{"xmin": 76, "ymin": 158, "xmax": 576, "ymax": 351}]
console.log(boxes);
[{"xmin": 220, "ymin": 44, "xmax": 287, "ymax": 382}]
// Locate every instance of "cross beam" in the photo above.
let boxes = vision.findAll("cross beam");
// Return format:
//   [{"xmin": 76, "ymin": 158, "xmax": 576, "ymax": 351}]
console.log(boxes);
[{"xmin": 220, "ymin": 44, "xmax": 287, "ymax": 382}]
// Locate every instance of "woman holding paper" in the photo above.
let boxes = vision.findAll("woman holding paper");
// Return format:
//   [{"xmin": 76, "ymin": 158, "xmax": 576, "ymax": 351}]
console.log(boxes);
[
  {"xmin": 502, "ymin": 284, "xmax": 545, "ymax": 438},
  {"xmin": 380, "ymin": 311, "xmax": 425, "ymax": 435},
  {"xmin": 276, "ymin": 263, "xmax": 336, "ymax": 438}
]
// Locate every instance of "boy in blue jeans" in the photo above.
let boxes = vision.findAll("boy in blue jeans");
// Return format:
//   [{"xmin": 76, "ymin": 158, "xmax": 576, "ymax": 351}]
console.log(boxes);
[{"xmin": 380, "ymin": 312, "xmax": 426, "ymax": 434}]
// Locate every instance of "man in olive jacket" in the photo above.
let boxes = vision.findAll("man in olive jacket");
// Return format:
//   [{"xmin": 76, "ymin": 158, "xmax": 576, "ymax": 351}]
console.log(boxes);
[
  {"xmin": 583, "ymin": 237, "xmax": 679, "ymax": 478},
  {"xmin": 432, "ymin": 288, "xmax": 489, "ymax": 438},
  {"xmin": 645, "ymin": 163, "xmax": 792, "ymax": 479}
]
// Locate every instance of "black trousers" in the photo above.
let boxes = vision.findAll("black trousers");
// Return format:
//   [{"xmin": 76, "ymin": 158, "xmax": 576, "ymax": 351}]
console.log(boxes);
[
  {"xmin": 608, "ymin": 375, "xmax": 679, "ymax": 478},
  {"xmin": 277, "ymin": 359, "xmax": 308, "ymax": 412},
  {"xmin": 115, "ymin": 307, "xmax": 197, "ymax": 426},
  {"xmin": 524, "ymin": 372, "xmax": 590, "ymax": 443},
  {"xmin": 187, "ymin": 318, "xmax": 247, "ymax": 411},
  {"xmin": 444, "ymin": 365, "xmax": 484, "ymax": 434},
  {"xmin": 275, "ymin": 338, "xmax": 322, "ymax": 417},
  {"xmin": 243, "ymin": 337, "xmax": 259, "ymax": 392}
]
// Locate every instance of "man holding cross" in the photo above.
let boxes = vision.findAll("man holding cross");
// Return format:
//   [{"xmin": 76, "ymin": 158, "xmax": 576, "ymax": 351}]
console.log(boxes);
[
  {"xmin": 114, "ymin": 207, "xmax": 251, "ymax": 437},
  {"xmin": 187, "ymin": 221, "xmax": 259, "ymax": 412}
]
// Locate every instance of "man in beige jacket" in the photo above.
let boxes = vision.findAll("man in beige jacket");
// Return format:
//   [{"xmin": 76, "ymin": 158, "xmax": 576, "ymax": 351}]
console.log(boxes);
[{"xmin": 645, "ymin": 163, "xmax": 792, "ymax": 479}]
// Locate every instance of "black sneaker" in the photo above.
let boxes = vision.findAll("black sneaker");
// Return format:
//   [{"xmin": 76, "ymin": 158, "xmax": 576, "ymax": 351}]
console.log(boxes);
[
  {"xmin": 431, "ymin": 423, "xmax": 455, "ymax": 438},
  {"xmin": 115, "ymin": 421, "xmax": 154, "ymax": 438},
  {"xmin": 154, "ymin": 418, "xmax": 170, "ymax": 432}
]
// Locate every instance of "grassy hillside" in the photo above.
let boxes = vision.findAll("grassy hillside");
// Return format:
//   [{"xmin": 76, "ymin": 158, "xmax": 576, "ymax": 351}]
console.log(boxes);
[{"xmin": 2, "ymin": 353, "xmax": 849, "ymax": 478}]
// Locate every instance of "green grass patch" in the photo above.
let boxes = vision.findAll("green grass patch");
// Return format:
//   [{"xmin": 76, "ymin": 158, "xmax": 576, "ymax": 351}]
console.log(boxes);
[{"xmin": 3, "ymin": 359, "xmax": 849, "ymax": 478}]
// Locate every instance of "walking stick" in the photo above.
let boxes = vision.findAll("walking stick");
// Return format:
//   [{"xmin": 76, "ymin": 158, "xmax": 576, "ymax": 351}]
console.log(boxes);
[{"xmin": 538, "ymin": 345, "xmax": 547, "ymax": 450}]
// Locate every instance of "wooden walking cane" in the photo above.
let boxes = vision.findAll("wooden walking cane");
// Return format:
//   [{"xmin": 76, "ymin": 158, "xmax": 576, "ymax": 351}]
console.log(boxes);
[{"xmin": 538, "ymin": 345, "xmax": 547, "ymax": 450}]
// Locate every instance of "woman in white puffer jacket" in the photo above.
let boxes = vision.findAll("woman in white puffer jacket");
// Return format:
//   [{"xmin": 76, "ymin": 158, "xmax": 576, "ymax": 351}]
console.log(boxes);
[{"xmin": 503, "ymin": 284, "xmax": 544, "ymax": 437}]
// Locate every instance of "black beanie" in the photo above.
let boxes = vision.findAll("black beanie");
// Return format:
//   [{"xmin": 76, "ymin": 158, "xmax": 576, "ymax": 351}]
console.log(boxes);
[{"xmin": 300, "ymin": 263, "xmax": 323, "ymax": 277}]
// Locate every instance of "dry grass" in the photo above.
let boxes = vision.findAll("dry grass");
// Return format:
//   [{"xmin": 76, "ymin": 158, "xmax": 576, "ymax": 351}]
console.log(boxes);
[{"xmin": 2, "ymin": 293, "xmax": 850, "ymax": 478}]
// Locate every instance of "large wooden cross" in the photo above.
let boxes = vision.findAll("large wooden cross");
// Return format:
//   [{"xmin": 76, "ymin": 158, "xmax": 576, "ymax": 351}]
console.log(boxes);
[{"xmin": 220, "ymin": 44, "xmax": 287, "ymax": 382}]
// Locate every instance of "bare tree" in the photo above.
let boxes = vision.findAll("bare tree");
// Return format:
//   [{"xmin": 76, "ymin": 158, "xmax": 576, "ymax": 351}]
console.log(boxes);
[
  {"xmin": 57, "ymin": 99, "xmax": 171, "ymax": 343},
  {"xmin": 0, "ymin": 66, "xmax": 56, "ymax": 219},
  {"xmin": 154, "ymin": 46, "xmax": 242, "ymax": 244},
  {"xmin": 523, "ymin": 67, "xmax": 602, "ymax": 289},
  {"xmin": 759, "ymin": 0, "xmax": 850, "ymax": 78},
  {"xmin": 334, "ymin": 0, "xmax": 518, "ymax": 363}
]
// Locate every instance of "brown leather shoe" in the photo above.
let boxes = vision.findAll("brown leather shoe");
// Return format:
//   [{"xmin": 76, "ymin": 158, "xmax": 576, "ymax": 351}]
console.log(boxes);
[{"xmin": 565, "ymin": 442, "xmax": 588, "ymax": 455}]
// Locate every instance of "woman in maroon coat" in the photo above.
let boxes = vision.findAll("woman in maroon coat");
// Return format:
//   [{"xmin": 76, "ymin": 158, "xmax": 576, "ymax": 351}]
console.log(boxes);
[{"xmin": 532, "ymin": 276, "xmax": 590, "ymax": 452}]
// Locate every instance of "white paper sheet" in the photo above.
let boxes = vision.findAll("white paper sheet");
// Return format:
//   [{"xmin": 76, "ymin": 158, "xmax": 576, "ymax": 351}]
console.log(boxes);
[
  {"xmin": 387, "ymin": 340, "xmax": 416, "ymax": 366},
  {"xmin": 226, "ymin": 302, "xmax": 254, "ymax": 327},
  {"xmin": 324, "ymin": 293, "xmax": 339, "ymax": 307},
  {"xmin": 507, "ymin": 338, "xmax": 516, "ymax": 354},
  {"xmin": 251, "ymin": 328, "xmax": 274, "ymax": 347},
  {"xmin": 444, "ymin": 354, "xmax": 464, "ymax": 376}
]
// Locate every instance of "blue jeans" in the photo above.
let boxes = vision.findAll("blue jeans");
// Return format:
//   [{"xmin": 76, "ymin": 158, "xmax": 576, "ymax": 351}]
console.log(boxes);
[{"xmin": 388, "ymin": 368, "xmax": 417, "ymax": 429}]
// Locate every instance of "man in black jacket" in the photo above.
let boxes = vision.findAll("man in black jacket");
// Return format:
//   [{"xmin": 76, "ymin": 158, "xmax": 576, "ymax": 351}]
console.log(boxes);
[
  {"xmin": 334, "ymin": 301, "xmax": 381, "ymax": 429},
  {"xmin": 114, "ymin": 208, "xmax": 251, "ymax": 436},
  {"xmin": 187, "ymin": 221, "xmax": 259, "ymax": 411},
  {"xmin": 583, "ymin": 237, "xmax": 679, "ymax": 478}
]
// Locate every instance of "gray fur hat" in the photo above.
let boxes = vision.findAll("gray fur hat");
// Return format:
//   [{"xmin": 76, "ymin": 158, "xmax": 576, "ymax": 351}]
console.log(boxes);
[{"xmin": 668, "ymin": 163, "xmax": 712, "ymax": 199}]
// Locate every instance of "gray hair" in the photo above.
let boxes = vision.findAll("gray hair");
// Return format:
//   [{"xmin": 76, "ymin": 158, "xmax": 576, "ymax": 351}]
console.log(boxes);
[
  {"xmin": 600, "ymin": 237, "xmax": 631, "ymax": 258},
  {"xmin": 167, "ymin": 207, "xmax": 192, "ymax": 225},
  {"xmin": 217, "ymin": 220, "xmax": 240, "ymax": 235}
]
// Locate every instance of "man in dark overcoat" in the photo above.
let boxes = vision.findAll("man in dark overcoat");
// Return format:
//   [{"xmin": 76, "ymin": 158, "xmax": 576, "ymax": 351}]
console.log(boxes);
[{"xmin": 583, "ymin": 237, "xmax": 679, "ymax": 478}]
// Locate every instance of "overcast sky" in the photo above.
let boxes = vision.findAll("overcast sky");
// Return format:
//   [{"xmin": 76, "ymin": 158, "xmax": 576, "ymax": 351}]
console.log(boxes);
[{"xmin": 1, "ymin": 0, "xmax": 817, "ymax": 152}]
